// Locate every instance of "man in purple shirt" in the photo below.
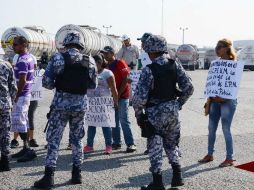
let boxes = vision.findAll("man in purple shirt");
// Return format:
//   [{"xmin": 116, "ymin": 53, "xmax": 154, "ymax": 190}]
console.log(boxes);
[{"xmin": 10, "ymin": 36, "xmax": 37, "ymax": 162}]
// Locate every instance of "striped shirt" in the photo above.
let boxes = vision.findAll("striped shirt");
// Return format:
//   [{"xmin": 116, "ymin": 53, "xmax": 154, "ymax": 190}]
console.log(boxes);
[{"xmin": 14, "ymin": 53, "xmax": 35, "ymax": 97}]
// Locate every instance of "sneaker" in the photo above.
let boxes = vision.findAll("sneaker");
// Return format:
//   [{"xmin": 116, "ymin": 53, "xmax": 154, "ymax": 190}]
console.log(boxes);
[
  {"xmin": 83, "ymin": 145, "xmax": 94, "ymax": 153},
  {"xmin": 66, "ymin": 143, "xmax": 72, "ymax": 150},
  {"xmin": 126, "ymin": 144, "xmax": 137, "ymax": 153},
  {"xmin": 219, "ymin": 159, "xmax": 235, "ymax": 167},
  {"xmin": 29, "ymin": 139, "xmax": 39, "ymax": 147},
  {"xmin": 112, "ymin": 144, "xmax": 121, "ymax": 150},
  {"xmin": 198, "ymin": 155, "xmax": 214, "ymax": 163},
  {"xmin": 105, "ymin": 145, "xmax": 112, "ymax": 155},
  {"xmin": 12, "ymin": 148, "xmax": 28, "ymax": 158},
  {"xmin": 17, "ymin": 149, "xmax": 37, "ymax": 162},
  {"xmin": 10, "ymin": 139, "xmax": 19, "ymax": 149}
]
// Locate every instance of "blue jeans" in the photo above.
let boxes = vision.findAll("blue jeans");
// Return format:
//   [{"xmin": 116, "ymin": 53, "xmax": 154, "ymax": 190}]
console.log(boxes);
[
  {"xmin": 112, "ymin": 99, "xmax": 134, "ymax": 146},
  {"xmin": 86, "ymin": 126, "xmax": 112, "ymax": 147},
  {"xmin": 208, "ymin": 99, "xmax": 237, "ymax": 160}
]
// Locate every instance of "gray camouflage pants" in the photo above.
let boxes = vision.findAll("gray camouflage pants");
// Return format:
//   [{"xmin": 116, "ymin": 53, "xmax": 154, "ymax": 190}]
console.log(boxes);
[
  {"xmin": 45, "ymin": 109, "xmax": 85, "ymax": 168},
  {"xmin": 146, "ymin": 101, "xmax": 181, "ymax": 174},
  {"xmin": 0, "ymin": 110, "xmax": 11, "ymax": 156}
]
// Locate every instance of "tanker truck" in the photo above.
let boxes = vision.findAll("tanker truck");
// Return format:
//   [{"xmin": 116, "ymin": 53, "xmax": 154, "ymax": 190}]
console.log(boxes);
[
  {"xmin": 176, "ymin": 44, "xmax": 199, "ymax": 71},
  {"xmin": 204, "ymin": 49, "xmax": 218, "ymax": 70},
  {"xmin": 1, "ymin": 26, "xmax": 56, "ymax": 62},
  {"xmin": 55, "ymin": 24, "xmax": 122, "ymax": 55},
  {"xmin": 237, "ymin": 45, "xmax": 254, "ymax": 71}
]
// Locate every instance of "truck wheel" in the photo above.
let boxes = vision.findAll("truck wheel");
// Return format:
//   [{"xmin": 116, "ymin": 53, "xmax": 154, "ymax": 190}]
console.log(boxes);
[
  {"xmin": 189, "ymin": 65, "xmax": 195, "ymax": 71},
  {"xmin": 196, "ymin": 64, "xmax": 199, "ymax": 70}
]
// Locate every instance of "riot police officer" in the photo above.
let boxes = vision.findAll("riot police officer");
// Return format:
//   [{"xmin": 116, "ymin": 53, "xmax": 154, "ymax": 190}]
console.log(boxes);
[
  {"xmin": 0, "ymin": 59, "xmax": 17, "ymax": 172},
  {"xmin": 132, "ymin": 35, "xmax": 194, "ymax": 189},
  {"xmin": 34, "ymin": 31, "xmax": 97, "ymax": 189}
]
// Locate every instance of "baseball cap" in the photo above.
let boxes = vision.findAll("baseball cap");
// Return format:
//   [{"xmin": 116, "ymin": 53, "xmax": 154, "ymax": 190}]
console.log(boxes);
[
  {"xmin": 137, "ymin": 33, "xmax": 152, "ymax": 42},
  {"xmin": 100, "ymin": 46, "xmax": 115, "ymax": 53},
  {"xmin": 143, "ymin": 35, "xmax": 168, "ymax": 53},
  {"xmin": 121, "ymin": 34, "xmax": 129, "ymax": 41}
]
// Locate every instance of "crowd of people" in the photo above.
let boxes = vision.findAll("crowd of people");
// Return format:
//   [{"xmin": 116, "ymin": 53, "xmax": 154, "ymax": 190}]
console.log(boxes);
[{"xmin": 0, "ymin": 29, "xmax": 240, "ymax": 190}]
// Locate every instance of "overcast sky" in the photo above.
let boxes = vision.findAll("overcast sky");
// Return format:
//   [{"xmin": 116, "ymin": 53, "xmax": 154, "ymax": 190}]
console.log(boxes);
[{"xmin": 0, "ymin": 0, "xmax": 254, "ymax": 48}]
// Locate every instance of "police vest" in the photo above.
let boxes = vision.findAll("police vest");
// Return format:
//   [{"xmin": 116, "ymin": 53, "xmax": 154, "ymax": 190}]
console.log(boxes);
[
  {"xmin": 55, "ymin": 53, "xmax": 89, "ymax": 95},
  {"xmin": 147, "ymin": 59, "xmax": 177, "ymax": 104}
]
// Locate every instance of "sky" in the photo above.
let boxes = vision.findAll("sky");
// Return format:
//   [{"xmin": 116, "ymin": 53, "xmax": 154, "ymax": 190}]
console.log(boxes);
[{"xmin": 0, "ymin": 0, "xmax": 254, "ymax": 48}]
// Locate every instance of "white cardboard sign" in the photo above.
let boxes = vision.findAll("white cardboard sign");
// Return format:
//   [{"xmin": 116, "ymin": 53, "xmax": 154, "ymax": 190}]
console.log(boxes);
[
  {"xmin": 31, "ymin": 69, "xmax": 45, "ymax": 101},
  {"xmin": 129, "ymin": 70, "xmax": 142, "ymax": 94},
  {"xmin": 204, "ymin": 60, "xmax": 244, "ymax": 99},
  {"xmin": 85, "ymin": 96, "xmax": 115, "ymax": 128}
]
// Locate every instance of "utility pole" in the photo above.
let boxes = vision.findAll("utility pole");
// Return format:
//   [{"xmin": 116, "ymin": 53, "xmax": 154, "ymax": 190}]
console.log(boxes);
[
  {"xmin": 179, "ymin": 27, "xmax": 188, "ymax": 44},
  {"xmin": 161, "ymin": 0, "xmax": 164, "ymax": 36},
  {"xmin": 103, "ymin": 25, "xmax": 112, "ymax": 35}
]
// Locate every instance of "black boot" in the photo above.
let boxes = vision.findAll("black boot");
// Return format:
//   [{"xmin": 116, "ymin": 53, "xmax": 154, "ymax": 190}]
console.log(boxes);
[
  {"xmin": 171, "ymin": 163, "xmax": 184, "ymax": 188},
  {"xmin": 71, "ymin": 165, "xmax": 82, "ymax": 184},
  {"xmin": 34, "ymin": 167, "xmax": 55, "ymax": 189},
  {"xmin": 141, "ymin": 173, "xmax": 166, "ymax": 190},
  {"xmin": 0, "ymin": 155, "xmax": 10, "ymax": 172}
]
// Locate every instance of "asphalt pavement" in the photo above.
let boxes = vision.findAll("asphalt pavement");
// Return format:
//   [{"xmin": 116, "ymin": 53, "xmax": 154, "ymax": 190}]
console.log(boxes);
[{"xmin": 1, "ymin": 70, "xmax": 253, "ymax": 190}]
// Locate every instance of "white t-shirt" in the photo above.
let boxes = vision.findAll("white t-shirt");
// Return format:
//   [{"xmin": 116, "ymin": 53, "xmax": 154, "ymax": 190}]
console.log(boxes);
[
  {"xmin": 87, "ymin": 68, "xmax": 114, "ymax": 97},
  {"xmin": 139, "ymin": 50, "xmax": 152, "ymax": 69}
]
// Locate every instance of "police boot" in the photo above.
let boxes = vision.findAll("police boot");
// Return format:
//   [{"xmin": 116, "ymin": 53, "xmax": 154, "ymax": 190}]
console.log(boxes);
[
  {"xmin": 34, "ymin": 167, "xmax": 55, "ymax": 189},
  {"xmin": 171, "ymin": 162, "xmax": 184, "ymax": 188},
  {"xmin": 0, "ymin": 155, "xmax": 10, "ymax": 172},
  {"xmin": 141, "ymin": 173, "xmax": 165, "ymax": 190},
  {"xmin": 71, "ymin": 165, "xmax": 82, "ymax": 184}
]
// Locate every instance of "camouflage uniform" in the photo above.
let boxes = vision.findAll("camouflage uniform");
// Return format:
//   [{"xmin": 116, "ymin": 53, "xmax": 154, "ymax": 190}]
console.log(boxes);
[
  {"xmin": 0, "ymin": 60, "xmax": 17, "ymax": 157},
  {"xmin": 132, "ymin": 35, "xmax": 194, "ymax": 175},
  {"xmin": 42, "ymin": 32, "xmax": 97, "ymax": 168}
]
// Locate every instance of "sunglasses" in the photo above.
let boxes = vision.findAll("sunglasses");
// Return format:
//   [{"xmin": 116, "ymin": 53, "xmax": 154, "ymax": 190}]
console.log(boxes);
[
  {"xmin": 12, "ymin": 43, "xmax": 19, "ymax": 47},
  {"xmin": 216, "ymin": 44, "xmax": 227, "ymax": 50}
]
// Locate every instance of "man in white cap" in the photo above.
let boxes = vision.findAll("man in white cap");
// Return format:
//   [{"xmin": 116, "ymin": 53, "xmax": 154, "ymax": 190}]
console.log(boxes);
[{"xmin": 117, "ymin": 34, "xmax": 139, "ymax": 70}]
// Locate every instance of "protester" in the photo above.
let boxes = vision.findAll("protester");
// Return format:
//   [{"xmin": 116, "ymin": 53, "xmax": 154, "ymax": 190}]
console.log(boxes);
[
  {"xmin": 34, "ymin": 31, "xmax": 97, "ymax": 189},
  {"xmin": 10, "ymin": 53, "xmax": 39, "ymax": 148},
  {"xmin": 101, "ymin": 46, "xmax": 137, "ymax": 153},
  {"xmin": 199, "ymin": 38, "xmax": 238, "ymax": 167},
  {"xmin": 117, "ymin": 35, "xmax": 139, "ymax": 70},
  {"xmin": 10, "ymin": 36, "xmax": 37, "ymax": 162},
  {"xmin": 137, "ymin": 33, "xmax": 152, "ymax": 70},
  {"xmin": 40, "ymin": 52, "xmax": 49, "ymax": 69},
  {"xmin": 132, "ymin": 35, "xmax": 194, "ymax": 189},
  {"xmin": 84, "ymin": 54, "xmax": 118, "ymax": 155},
  {"xmin": 0, "ymin": 59, "xmax": 17, "ymax": 172}
]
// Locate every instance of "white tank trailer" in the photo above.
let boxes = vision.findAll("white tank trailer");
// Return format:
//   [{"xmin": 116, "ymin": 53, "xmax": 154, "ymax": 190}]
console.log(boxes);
[
  {"xmin": 176, "ymin": 44, "xmax": 199, "ymax": 71},
  {"xmin": 55, "ymin": 24, "xmax": 122, "ymax": 56},
  {"xmin": 1, "ymin": 26, "xmax": 56, "ymax": 61},
  {"xmin": 237, "ymin": 45, "xmax": 254, "ymax": 71}
]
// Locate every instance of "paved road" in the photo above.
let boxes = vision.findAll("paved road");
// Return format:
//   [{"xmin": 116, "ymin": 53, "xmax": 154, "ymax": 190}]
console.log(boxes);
[{"xmin": 1, "ymin": 70, "xmax": 254, "ymax": 190}]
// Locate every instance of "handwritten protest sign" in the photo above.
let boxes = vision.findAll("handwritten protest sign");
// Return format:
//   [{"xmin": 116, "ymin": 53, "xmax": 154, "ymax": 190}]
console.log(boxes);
[
  {"xmin": 85, "ymin": 96, "xmax": 115, "ymax": 128},
  {"xmin": 31, "ymin": 69, "xmax": 45, "ymax": 101},
  {"xmin": 129, "ymin": 70, "xmax": 142, "ymax": 94},
  {"xmin": 204, "ymin": 60, "xmax": 244, "ymax": 99}
]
